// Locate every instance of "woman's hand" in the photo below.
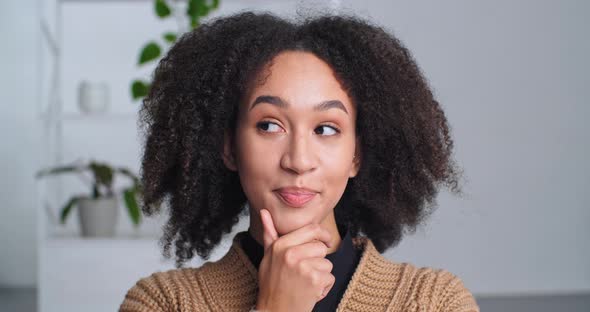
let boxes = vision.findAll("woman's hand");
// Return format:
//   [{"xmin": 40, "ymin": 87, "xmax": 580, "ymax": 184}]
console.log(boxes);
[{"xmin": 255, "ymin": 209, "xmax": 335, "ymax": 312}]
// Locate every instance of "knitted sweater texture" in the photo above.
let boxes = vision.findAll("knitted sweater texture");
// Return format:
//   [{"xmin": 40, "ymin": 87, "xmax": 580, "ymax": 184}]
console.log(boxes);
[{"xmin": 120, "ymin": 232, "xmax": 479, "ymax": 312}]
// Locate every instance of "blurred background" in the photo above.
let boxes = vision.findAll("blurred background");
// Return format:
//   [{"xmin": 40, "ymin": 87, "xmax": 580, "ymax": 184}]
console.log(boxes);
[{"xmin": 1, "ymin": 0, "xmax": 588, "ymax": 311}]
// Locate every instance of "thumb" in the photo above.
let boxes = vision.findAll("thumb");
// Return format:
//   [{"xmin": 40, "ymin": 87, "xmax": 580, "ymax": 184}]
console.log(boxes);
[{"xmin": 260, "ymin": 209, "xmax": 278, "ymax": 251}]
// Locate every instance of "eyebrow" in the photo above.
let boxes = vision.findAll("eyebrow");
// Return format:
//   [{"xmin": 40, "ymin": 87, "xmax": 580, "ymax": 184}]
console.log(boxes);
[{"xmin": 249, "ymin": 95, "xmax": 349, "ymax": 115}]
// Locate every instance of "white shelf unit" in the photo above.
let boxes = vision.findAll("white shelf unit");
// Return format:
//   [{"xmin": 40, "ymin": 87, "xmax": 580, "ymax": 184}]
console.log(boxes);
[
  {"xmin": 36, "ymin": 0, "xmax": 151, "ymax": 240},
  {"xmin": 35, "ymin": 1, "xmax": 341, "ymax": 311},
  {"xmin": 36, "ymin": 1, "xmax": 173, "ymax": 311}
]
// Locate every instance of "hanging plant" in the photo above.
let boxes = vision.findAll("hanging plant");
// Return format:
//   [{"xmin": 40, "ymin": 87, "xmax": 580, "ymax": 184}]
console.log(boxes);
[{"xmin": 131, "ymin": 0, "xmax": 220, "ymax": 100}]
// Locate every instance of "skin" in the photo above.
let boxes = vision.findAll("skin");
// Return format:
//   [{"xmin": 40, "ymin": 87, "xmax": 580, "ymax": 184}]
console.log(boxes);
[{"xmin": 222, "ymin": 50, "xmax": 361, "ymax": 253}]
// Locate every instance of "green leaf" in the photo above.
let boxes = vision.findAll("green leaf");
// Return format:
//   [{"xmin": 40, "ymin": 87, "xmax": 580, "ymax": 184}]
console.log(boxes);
[
  {"xmin": 89, "ymin": 161, "xmax": 114, "ymax": 190},
  {"xmin": 163, "ymin": 32, "xmax": 177, "ymax": 44},
  {"xmin": 190, "ymin": 16, "xmax": 200, "ymax": 29},
  {"xmin": 187, "ymin": 0, "xmax": 217, "ymax": 29},
  {"xmin": 187, "ymin": 0, "xmax": 208, "ymax": 20},
  {"xmin": 36, "ymin": 165, "xmax": 80, "ymax": 178},
  {"xmin": 116, "ymin": 167, "xmax": 140, "ymax": 184},
  {"xmin": 199, "ymin": 5, "xmax": 210, "ymax": 17},
  {"xmin": 154, "ymin": 0, "xmax": 171, "ymax": 18},
  {"xmin": 60, "ymin": 196, "xmax": 80, "ymax": 225},
  {"xmin": 138, "ymin": 42, "xmax": 161, "ymax": 65},
  {"xmin": 123, "ymin": 188, "xmax": 141, "ymax": 226},
  {"xmin": 186, "ymin": 0, "xmax": 198, "ymax": 17},
  {"xmin": 131, "ymin": 80, "xmax": 150, "ymax": 100}
]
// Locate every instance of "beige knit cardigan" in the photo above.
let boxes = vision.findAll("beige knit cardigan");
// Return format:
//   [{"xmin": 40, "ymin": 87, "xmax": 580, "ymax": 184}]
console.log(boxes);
[{"xmin": 120, "ymin": 231, "xmax": 479, "ymax": 312}]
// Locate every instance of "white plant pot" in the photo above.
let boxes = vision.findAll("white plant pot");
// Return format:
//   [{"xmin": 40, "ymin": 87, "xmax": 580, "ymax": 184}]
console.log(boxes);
[
  {"xmin": 78, "ymin": 81, "xmax": 110, "ymax": 114},
  {"xmin": 77, "ymin": 196, "xmax": 118, "ymax": 237}
]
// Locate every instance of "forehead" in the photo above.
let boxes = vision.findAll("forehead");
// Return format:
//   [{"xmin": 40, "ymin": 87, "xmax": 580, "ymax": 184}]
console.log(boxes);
[{"xmin": 243, "ymin": 51, "xmax": 355, "ymax": 114}]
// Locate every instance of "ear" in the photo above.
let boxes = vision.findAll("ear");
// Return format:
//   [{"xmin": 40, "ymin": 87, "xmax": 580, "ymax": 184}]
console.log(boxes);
[
  {"xmin": 349, "ymin": 136, "xmax": 361, "ymax": 178},
  {"xmin": 221, "ymin": 129, "xmax": 238, "ymax": 171}
]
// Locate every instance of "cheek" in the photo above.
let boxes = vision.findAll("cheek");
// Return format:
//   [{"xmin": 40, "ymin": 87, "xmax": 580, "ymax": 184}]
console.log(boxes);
[
  {"xmin": 237, "ymin": 132, "xmax": 277, "ymax": 172},
  {"xmin": 318, "ymin": 144, "xmax": 355, "ymax": 202},
  {"xmin": 234, "ymin": 132, "xmax": 278, "ymax": 196},
  {"xmin": 319, "ymin": 139, "xmax": 355, "ymax": 175}
]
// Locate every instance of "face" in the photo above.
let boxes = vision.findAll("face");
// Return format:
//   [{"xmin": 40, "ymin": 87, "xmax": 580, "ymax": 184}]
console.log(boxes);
[{"xmin": 223, "ymin": 51, "xmax": 361, "ymax": 237}]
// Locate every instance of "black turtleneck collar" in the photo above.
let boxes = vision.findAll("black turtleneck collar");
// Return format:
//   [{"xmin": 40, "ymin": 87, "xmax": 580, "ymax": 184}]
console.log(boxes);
[{"xmin": 240, "ymin": 224, "xmax": 361, "ymax": 311}]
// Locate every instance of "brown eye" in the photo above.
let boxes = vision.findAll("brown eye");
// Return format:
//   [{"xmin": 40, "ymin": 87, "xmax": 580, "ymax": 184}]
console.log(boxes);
[
  {"xmin": 314, "ymin": 125, "xmax": 340, "ymax": 136},
  {"xmin": 256, "ymin": 121, "xmax": 282, "ymax": 132}
]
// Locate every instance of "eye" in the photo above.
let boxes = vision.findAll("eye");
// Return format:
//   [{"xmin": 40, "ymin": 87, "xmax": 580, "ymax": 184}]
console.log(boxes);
[
  {"xmin": 314, "ymin": 125, "xmax": 340, "ymax": 136},
  {"xmin": 256, "ymin": 121, "xmax": 283, "ymax": 133}
]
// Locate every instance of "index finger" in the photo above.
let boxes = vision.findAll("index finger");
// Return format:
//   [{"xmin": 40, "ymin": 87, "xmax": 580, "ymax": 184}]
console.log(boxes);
[{"xmin": 260, "ymin": 209, "xmax": 279, "ymax": 251}]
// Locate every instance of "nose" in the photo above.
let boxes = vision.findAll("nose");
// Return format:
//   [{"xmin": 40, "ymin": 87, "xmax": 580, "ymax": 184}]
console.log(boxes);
[{"xmin": 280, "ymin": 132, "xmax": 318, "ymax": 175}]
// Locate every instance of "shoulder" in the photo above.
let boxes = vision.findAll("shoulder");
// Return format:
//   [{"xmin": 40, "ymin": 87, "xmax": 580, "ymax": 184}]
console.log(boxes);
[
  {"xmin": 402, "ymin": 265, "xmax": 480, "ymax": 312},
  {"xmin": 352, "ymin": 237, "xmax": 479, "ymax": 312},
  {"xmin": 119, "ymin": 238, "xmax": 258, "ymax": 312},
  {"xmin": 119, "ymin": 267, "xmax": 204, "ymax": 312}
]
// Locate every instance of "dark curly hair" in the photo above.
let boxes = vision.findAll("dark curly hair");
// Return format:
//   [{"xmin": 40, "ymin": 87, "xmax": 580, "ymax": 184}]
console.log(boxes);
[{"xmin": 138, "ymin": 10, "xmax": 464, "ymax": 267}]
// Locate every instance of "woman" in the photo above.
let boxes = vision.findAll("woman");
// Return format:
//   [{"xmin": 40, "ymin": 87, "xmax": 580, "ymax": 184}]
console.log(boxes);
[{"xmin": 120, "ymin": 10, "xmax": 479, "ymax": 312}]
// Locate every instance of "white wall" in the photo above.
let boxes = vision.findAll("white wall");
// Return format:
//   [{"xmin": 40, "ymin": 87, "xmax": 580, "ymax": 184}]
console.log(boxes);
[
  {"xmin": 341, "ymin": 0, "xmax": 590, "ymax": 296},
  {"xmin": 1, "ymin": 0, "xmax": 588, "ymax": 298},
  {"xmin": 0, "ymin": 0, "xmax": 39, "ymax": 288}
]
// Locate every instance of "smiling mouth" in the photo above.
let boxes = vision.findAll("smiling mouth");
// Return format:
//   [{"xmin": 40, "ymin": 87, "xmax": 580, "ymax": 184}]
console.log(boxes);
[{"xmin": 275, "ymin": 191, "xmax": 316, "ymax": 208}]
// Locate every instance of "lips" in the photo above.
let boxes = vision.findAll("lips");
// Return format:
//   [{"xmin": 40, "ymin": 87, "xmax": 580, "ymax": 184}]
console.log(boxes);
[{"xmin": 275, "ymin": 187, "xmax": 318, "ymax": 208}]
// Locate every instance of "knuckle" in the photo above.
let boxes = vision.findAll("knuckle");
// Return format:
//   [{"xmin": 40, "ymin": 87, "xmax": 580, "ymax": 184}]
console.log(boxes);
[
  {"xmin": 271, "ymin": 241, "xmax": 282, "ymax": 253},
  {"xmin": 297, "ymin": 261, "xmax": 309, "ymax": 275},
  {"xmin": 310, "ymin": 272, "xmax": 321, "ymax": 287},
  {"xmin": 283, "ymin": 249, "xmax": 296, "ymax": 266},
  {"xmin": 313, "ymin": 243, "xmax": 327, "ymax": 257},
  {"xmin": 324, "ymin": 259, "xmax": 333, "ymax": 271},
  {"xmin": 318, "ymin": 243, "xmax": 328, "ymax": 255},
  {"xmin": 328, "ymin": 273, "xmax": 335, "ymax": 284}
]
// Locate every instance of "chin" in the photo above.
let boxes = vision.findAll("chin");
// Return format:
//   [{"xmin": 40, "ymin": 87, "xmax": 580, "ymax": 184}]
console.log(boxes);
[
  {"xmin": 273, "ymin": 209, "xmax": 327, "ymax": 235},
  {"xmin": 272, "ymin": 214, "xmax": 304, "ymax": 235}
]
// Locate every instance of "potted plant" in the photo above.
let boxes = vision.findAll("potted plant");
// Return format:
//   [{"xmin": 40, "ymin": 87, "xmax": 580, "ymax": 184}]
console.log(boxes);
[{"xmin": 36, "ymin": 160, "xmax": 142, "ymax": 237}]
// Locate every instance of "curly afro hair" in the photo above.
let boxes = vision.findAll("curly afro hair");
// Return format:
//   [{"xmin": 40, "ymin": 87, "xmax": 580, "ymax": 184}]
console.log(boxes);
[{"xmin": 138, "ymin": 10, "xmax": 464, "ymax": 267}]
